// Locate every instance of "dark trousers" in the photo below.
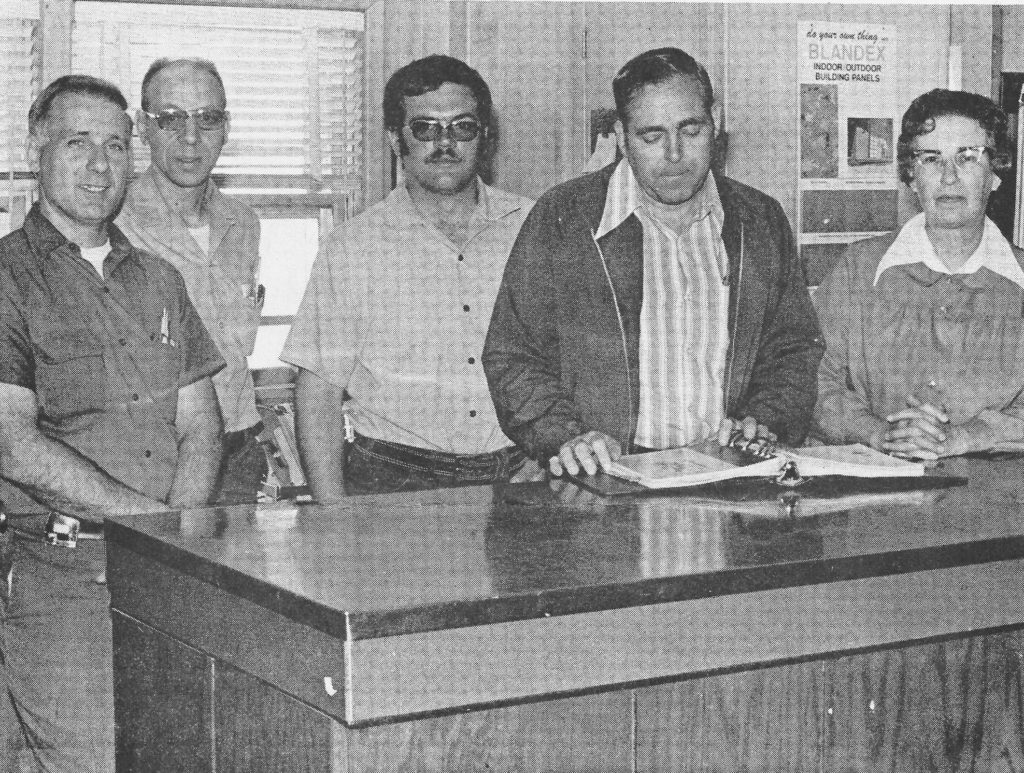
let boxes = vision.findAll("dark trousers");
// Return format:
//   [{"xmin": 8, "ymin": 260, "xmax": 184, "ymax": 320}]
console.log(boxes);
[
  {"xmin": 214, "ymin": 423, "xmax": 268, "ymax": 506},
  {"xmin": 0, "ymin": 529, "xmax": 112, "ymax": 773},
  {"xmin": 344, "ymin": 434, "xmax": 527, "ymax": 496}
]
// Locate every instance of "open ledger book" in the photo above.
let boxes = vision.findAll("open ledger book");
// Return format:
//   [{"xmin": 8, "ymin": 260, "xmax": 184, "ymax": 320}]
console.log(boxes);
[{"xmin": 606, "ymin": 443, "xmax": 924, "ymax": 490}]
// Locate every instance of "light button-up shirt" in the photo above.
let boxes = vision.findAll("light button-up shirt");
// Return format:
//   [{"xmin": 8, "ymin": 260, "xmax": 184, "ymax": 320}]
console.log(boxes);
[{"xmin": 281, "ymin": 181, "xmax": 534, "ymax": 454}]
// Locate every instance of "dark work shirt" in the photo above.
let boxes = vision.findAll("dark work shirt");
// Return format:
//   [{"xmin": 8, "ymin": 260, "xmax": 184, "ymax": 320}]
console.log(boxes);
[{"xmin": 0, "ymin": 205, "xmax": 225, "ymax": 503}]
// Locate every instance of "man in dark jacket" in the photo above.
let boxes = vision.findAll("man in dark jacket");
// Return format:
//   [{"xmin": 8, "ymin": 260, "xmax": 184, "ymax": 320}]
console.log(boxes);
[{"xmin": 483, "ymin": 48, "xmax": 823, "ymax": 477}]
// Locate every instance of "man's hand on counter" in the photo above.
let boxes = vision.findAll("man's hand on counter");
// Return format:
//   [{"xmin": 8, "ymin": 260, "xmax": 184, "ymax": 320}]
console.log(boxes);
[{"xmin": 548, "ymin": 431, "xmax": 621, "ymax": 477}]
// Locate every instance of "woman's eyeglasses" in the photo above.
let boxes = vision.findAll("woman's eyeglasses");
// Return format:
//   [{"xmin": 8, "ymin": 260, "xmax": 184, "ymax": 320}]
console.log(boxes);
[{"xmin": 911, "ymin": 146, "xmax": 994, "ymax": 171}]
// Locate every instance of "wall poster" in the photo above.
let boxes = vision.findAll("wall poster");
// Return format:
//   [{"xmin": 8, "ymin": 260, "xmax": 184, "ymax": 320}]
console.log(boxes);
[{"xmin": 797, "ymin": 21, "xmax": 900, "ymax": 284}]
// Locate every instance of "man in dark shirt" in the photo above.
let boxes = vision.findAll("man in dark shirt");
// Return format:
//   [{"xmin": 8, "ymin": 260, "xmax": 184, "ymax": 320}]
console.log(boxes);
[{"xmin": 0, "ymin": 75, "xmax": 224, "ymax": 772}]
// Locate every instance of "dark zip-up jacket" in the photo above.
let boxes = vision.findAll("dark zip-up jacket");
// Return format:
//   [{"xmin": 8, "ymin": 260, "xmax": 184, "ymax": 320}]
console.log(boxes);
[{"xmin": 483, "ymin": 164, "xmax": 824, "ymax": 461}]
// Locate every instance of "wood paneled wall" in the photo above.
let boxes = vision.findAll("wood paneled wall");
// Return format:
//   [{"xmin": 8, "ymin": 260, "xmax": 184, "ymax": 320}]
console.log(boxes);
[
  {"xmin": 364, "ymin": 0, "xmax": 461, "ymax": 205},
  {"xmin": 466, "ymin": 2, "xmax": 587, "ymax": 197},
  {"xmin": 367, "ymin": 1, "xmax": 1000, "ymax": 225},
  {"xmin": 583, "ymin": 3, "xmax": 725, "ymax": 124}
]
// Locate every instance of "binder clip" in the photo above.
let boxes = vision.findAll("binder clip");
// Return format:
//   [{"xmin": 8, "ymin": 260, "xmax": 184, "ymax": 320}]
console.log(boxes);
[{"xmin": 775, "ymin": 460, "xmax": 804, "ymax": 487}]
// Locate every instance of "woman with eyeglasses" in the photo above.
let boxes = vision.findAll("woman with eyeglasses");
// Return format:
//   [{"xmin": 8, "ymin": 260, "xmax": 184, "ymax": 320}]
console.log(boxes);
[{"xmin": 813, "ymin": 89, "xmax": 1024, "ymax": 460}]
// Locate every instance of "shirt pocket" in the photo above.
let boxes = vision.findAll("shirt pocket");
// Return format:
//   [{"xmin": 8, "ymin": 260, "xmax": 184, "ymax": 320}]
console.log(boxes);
[
  {"xmin": 33, "ymin": 333, "xmax": 107, "ymax": 420},
  {"xmin": 213, "ymin": 283, "xmax": 262, "ymax": 358},
  {"xmin": 134, "ymin": 338, "xmax": 184, "ymax": 422}
]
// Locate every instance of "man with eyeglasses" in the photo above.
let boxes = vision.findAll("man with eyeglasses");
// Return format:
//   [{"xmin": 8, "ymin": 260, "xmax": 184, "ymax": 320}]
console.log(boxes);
[
  {"xmin": 484, "ymin": 48, "xmax": 823, "ymax": 477},
  {"xmin": 118, "ymin": 57, "xmax": 266, "ymax": 505},
  {"xmin": 281, "ymin": 55, "xmax": 536, "ymax": 497},
  {"xmin": 0, "ymin": 75, "xmax": 224, "ymax": 773},
  {"xmin": 814, "ymin": 89, "xmax": 1024, "ymax": 458}
]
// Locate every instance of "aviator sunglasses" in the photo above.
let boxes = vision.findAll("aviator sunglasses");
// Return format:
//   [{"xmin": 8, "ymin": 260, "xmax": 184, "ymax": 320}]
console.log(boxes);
[
  {"xmin": 143, "ymin": 107, "xmax": 230, "ymax": 133},
  {"xmin": 407, "ymin": 118, "xmax": 482, "ymax": 143}
]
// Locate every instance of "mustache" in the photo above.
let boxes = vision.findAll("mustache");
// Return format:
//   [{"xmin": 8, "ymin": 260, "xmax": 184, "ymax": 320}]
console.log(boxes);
[{"xmin": 427, "ymin": 147, "xmax": 463, "ymax": 162}]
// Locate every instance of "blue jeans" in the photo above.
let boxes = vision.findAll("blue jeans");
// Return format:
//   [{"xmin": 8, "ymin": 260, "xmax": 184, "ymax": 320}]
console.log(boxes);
[{"xmin": 213, "ymin": 423, "xmax": 268, "ymax": 506}]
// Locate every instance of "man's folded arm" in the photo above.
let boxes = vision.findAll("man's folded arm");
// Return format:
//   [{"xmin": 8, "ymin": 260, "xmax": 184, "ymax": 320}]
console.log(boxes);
[
  {"xmin": 0, "ymin": 383, "xmax": 168, "ymax": 517},
  {"xmin": 166, "ymin": 376, "xmax": 223, "ymax": 509}
]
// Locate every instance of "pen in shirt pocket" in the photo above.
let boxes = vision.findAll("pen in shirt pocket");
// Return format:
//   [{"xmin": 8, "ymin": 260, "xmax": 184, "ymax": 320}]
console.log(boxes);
[
  {"xmin": 242, "ymin": 283, "xmax": 265, "ymax": 307},
  {"xmin": 159, "ymin": 307, "xmax": 176, "ymax": 348}
]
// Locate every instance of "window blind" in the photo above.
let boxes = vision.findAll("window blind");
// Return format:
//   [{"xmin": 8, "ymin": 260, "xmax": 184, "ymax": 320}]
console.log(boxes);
[
  {"xmin": 71, "ymin": 3, "xmax": 364, "ymax": 195},
  {"xmin": 0, "ymin": 15, "xmax": 39, "ymax": 177},
  {"xmin": 0, "ymin": 8, "xmax": 40, "ymax": 235}
]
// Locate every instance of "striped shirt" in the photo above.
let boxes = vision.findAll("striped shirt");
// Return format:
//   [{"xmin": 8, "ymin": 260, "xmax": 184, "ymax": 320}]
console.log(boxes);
[{"xmin": 596, "ymin": 160, "xmax": 730, "ymax": 449}]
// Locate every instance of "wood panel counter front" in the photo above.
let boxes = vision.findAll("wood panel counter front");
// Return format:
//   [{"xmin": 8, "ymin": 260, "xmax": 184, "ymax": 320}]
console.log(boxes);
[{"xmin": 106, "ymin": 456, "xmax": 1024, "ymax": 772}]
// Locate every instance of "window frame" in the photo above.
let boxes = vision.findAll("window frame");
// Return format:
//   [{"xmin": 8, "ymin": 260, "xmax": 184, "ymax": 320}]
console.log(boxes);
[{"xmin": 66, "ymin": 0, "xmax": 370, "ymax": 363}]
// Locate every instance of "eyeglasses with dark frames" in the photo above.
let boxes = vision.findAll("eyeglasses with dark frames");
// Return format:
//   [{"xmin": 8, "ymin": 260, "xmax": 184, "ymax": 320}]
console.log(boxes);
[
  {"xmin": 407, "ymin": 118, "xmax": 482, "ymax": 143},
  {"xmin": 143, "ymin": 107, "xmax": 230, "ymax": 133}
]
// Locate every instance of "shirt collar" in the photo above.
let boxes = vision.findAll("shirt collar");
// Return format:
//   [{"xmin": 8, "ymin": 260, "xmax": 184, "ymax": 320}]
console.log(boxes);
[
  {"xmin": 595, "ymin": 159, "xmax": 721, "ymax": 239},
  {"xmin": 24, "ymin": 204, "xmax": 136, "ymax": 272},
  {"xmin": 394, "ymin": 176, "xmax": 523, "ymax": 225},
  {"xmin": 128, "ymin": 168, "xmax": 234, "ymax": 228},
  {"xmin": 874, "ymin": 212, "xmax": 1024, "ymax": 290}
]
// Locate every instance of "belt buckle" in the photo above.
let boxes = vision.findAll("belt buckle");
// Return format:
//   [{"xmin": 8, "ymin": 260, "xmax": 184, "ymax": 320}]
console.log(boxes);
[{"xmin": 45, "ymin": 513, "xmax": 80, "ymax": 549}]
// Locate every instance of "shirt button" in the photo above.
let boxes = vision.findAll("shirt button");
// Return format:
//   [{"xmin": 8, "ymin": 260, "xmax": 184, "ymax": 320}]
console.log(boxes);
[
  {"xmin": 144, "ymin": 450, "xmax": 152, "ymax": 458},
  {"xmin": 463, "ymin": 305, "xmax": 470, "ymax": 312},
  {"xmin": 468, "ymin": 357, "xmax": 476, "ymax": 364},
  {"xmin": 131, "ymin": 394, "xmax": 139, "ymax": 401},
  {"xmin": 457, "ymin": 255, "xmax": 465, "ymax": 262},
  {"xmin": 119, "ymin": 338, "xmax": 127, "ymax": 346},
  {"xmin": 469, "ymin": 410, "xmax": 477, "ymax": 417}
]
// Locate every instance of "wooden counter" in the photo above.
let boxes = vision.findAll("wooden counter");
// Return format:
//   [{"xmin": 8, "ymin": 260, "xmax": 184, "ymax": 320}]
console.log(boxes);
[{"xmin": 106, "ymin": 456, "xmax": 1024, "ymax": 772}]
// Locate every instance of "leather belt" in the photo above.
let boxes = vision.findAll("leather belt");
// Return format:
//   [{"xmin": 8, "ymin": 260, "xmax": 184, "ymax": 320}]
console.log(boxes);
[
  {"xmin": 6, "ymin": 513, "xmax": 104, "ymax": 547},
  {"xmin": 350, "ymin": 433, "xmax": 525, "ymax": 482}
]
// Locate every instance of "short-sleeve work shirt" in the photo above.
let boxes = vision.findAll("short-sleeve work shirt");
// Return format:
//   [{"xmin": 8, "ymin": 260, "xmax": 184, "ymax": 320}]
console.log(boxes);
[
  {"xmin": 117, "ymin": 168, "xmax": 262, "ymax": 433},
  {"xmin": 0, "ymin": 206, "xmax": 225, "ymax": 502},
  {"xmin": 281, "ymin": 182, "xmax": 533, "ymax": 454}
]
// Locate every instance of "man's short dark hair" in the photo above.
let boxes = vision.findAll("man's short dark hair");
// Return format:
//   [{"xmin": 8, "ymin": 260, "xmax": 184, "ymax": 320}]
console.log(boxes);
[
  {"xmin": 140, "ymin": 58, "xmax": 227, "ymax": 111},
  {"xmin": 897, "ymin": 88, "xmax": 1011, "ymax": 185},
  {"xmin": 383, "ymin": 55, "xmax": 493, "ymax": 138},
  {"xmin": 29, "ymin": 75, "xmax": 129, "ymax": 135},
  {"xmin": 612, "ymin": 47, "xmax": 714, "ymax": 126}
]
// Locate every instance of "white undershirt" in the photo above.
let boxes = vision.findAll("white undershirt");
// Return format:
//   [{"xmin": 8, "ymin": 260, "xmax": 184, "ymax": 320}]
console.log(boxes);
[
  {"xmin": 187, "ymin": 224, "xmax": 211, "ymax": 256},
  {"xmin": 79, "ymin": 242, "xmax": 113, "ymax": 278}
]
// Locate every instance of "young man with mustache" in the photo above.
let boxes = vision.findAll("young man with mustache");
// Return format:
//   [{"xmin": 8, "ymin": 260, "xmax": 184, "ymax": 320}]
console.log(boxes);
[{"xmin": 282, "ymin": 55, "xmax": 536, "ymax": 498}]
